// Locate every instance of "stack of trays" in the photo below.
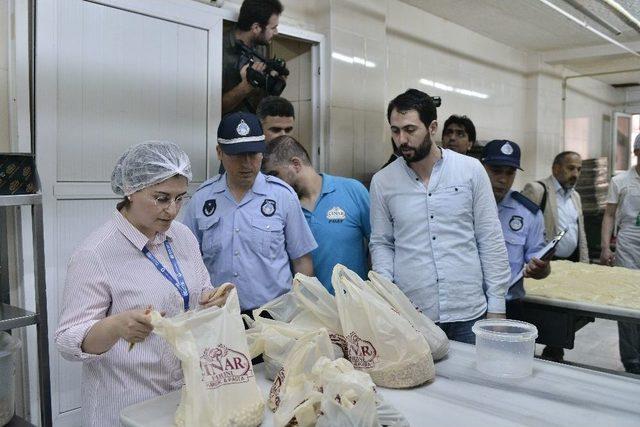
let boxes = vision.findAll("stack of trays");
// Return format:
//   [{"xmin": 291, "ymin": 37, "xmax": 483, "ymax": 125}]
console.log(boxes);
[{"xmin": 576, "ymin": 157, "xmax": 608, "ymax": 214}]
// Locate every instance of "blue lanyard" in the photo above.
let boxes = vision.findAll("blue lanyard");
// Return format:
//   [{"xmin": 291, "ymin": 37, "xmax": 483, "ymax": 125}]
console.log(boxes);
[{"xmin": 142, "ymin": 240, "xmax": 189, "ymax": 311}]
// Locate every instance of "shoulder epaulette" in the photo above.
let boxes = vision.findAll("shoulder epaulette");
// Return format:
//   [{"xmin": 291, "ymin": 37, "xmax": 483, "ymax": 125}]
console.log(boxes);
[
  {"xmin": 512, "ymin": 191, "xmax": 540, "ymax": 214},
  {"xmin": 194, "ymin": 175, "xmax": 222, "ymax": 193},
  {"xmin": 264, "ymin": 174, "xmax": 296, "ymax": 195}
]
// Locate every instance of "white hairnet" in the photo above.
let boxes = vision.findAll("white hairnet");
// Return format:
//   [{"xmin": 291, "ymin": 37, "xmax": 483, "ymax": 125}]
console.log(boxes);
[{"xmin": 111, "ymin": 141, "xmax": 193, "ymax": 196}]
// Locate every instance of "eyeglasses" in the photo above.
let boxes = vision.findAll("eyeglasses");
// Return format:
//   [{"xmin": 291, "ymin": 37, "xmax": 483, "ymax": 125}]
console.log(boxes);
[{"xmin": 149, "ymin": 194, "xmax": 191, "ymax": 210}]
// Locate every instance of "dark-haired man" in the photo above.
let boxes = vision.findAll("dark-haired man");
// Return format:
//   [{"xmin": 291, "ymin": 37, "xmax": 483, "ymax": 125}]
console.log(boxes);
[
  {"xmin": 522, "ymin": 151, "xmax": 588, "ymax": 263},
  {"xmin": 522, "ymin": 150, "xmax": 588, "ymax": 362},
  {"xmin": 369, "ymin": 89, "xmax": 511, "ymax": 344},
  {"xmin": 222, "ymin": 0, "xmax": 283, "ymax": 115},
  {"xmin": 262, "ymin": 135, "xmax": 370, "ymax": 293},
  {"xmin": 257, "ymin": 96, "xmax": 295, "ymax": 142},
  {"xmin": 182, "ymin": 112, "xmax": 316, "ymax": 313},
  {"xmin": 442, "ymin": 114, "xmax": 476, "ymax": 155},
  {"xmin": 481, "ymin": 140, "xmax": 550, "ymax": 319}
]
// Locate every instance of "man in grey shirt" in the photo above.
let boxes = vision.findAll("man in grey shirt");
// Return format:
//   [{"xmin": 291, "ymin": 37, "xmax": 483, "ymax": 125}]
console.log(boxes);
[{"xmin": 369, "ymin": 89, "xmax": 511, "ymax": 344}]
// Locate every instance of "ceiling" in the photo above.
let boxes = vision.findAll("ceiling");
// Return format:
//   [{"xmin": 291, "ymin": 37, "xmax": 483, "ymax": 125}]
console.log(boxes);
[{"xmin": 402, "ymin": 0, "xmax": 640, "ymax": 86}]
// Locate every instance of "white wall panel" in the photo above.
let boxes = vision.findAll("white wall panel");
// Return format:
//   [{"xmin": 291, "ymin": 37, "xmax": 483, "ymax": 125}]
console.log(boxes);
[
  {"xmin": 55, "ymin": 199, "xmax": 115, "ymax": 413},
  {"xmin": 56, "ymin": 0, "xmax": 208, "ymax": 182}
]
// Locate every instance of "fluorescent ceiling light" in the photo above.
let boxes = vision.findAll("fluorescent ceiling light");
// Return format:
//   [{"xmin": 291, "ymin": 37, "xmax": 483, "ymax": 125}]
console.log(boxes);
[
  {"xmin": 537, "ymin": 0, "xmax": 640, "ymax": 58},
  {"xmin": 419, "ymin": 78, "xmax": 489, "ymax": 99},
  {"xmin": 332, "ymin": 52, "xmax": 376, "ymax": 68}
]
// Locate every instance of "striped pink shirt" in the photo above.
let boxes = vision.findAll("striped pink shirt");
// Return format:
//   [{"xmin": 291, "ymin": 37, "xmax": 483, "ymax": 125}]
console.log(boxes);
[{"xmin": 55, "ymin": 210, "xmax": 213, "ymax": 427}]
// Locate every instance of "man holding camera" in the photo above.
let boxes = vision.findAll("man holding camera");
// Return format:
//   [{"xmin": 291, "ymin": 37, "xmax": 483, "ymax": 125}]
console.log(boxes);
[
  {"xmin": 222, "ymin": 0, "xmax": 287, "ymax": 115},
  {"xmin": 369, "ymin": 89, "xmax": 511, "ymax": 344}
]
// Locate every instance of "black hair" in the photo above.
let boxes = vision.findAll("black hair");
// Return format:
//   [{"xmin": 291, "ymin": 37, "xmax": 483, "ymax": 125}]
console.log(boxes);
[
  {"xmin": 256, "ymin": 96, "xmax": 295, "ymax": 120},
  {"xmin": 116, "ymin": 197, "xmax": 130, "ymax": 211},
  {"xmin": 553, "ymin": 151, "xmax": 581, "ymax": 166},
  {"xmin": 237, "ymin": 0, "xmax": 284, "ymax": 31},
  {"xmin": 442, "ymin": 114, "xmax": 476, "ymax": 142},
  {"xmin": 264, "ymin": 135, "xmax": 311, "ymax": 166},
  {"xmin": 387, "ymin": 89, "xmax": 437, "ymax": 128}
]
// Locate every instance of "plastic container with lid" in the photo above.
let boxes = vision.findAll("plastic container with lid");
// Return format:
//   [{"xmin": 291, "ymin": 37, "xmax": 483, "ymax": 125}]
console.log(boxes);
[
  {"xmin": 0, "ymin": 332, "xmax": 22, "ymax": 426},
  {"xmin": 472, "ymin": 319, "xmax": 538, "ymax": 378}
]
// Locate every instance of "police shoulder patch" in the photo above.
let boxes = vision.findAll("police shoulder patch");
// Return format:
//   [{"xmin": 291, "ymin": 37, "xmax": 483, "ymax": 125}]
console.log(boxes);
[
  {"xmin": 509, "ymin": 215, "xmax": 524, "ymax": 231},
  {"xmin": 203, "ymin": 199, "xmax": 217, "ymax": 217},
  {"xmin": 261, "ymin": 199, "xmax": 276, "ymax": 217},
  {"xmin": 512, "ymin": 191, "xmax": 540, "ymax": 214}
]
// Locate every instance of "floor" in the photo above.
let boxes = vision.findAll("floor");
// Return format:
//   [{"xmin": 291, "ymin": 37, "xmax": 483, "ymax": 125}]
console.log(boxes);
[{"xmin": 534, "ymin": 318, "xmax": 632, "ymax": 375}]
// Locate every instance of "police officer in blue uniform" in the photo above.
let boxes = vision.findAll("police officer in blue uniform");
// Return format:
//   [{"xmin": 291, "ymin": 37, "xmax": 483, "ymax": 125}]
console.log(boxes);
[
  {"xmin": 481, "ymin": 140, "xmax": 551, "ymax": 319},
  {"xmin": 181, "ymin": 112, "xmax": 317, "ymax": 313}
]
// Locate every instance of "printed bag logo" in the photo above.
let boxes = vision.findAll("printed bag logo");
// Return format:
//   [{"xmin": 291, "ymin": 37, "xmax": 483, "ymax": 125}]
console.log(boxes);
[
  {"xmin": 346, "ymin": 331, "xmax": 377, "ymax": 369},
  {"xmin": 199, "ymin": 344, "xmax": 253, "ymax": 389},
  {"xmin": 329, "ymin": 332, "xmax": 349, "ymax": 356},
  {"xmin": 268, "ymin": 367, "xmax": 286, "ymax": 410}
]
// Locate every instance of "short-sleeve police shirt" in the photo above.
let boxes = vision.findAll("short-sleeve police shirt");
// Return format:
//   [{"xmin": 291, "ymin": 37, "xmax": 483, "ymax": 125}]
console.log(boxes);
[
  {"xmin": 181, "ymin": 172, "xmax": 317, "ymax": 310},
  {"xmin": 498, "ymin": 190, "xmax": 546, "ymax": 301}
]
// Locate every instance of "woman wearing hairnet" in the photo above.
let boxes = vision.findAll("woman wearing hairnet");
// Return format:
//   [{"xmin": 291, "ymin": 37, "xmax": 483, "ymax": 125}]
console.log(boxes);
[{"xmin": 55, "ymin": 141, "xmax": 233, "ymax": 427}]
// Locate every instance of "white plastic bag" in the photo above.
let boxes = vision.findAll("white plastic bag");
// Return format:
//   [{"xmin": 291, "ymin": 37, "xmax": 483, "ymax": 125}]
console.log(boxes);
[
  {"xmin": 254, "ymin": 274, "xmax": 347, "ymax": 353},
  {"xmin": 246, "ymin": 274, "xmax": 345, "ymax": 380},
  {"xmin": 368, "ymin": 271, "xmax": 449, "ymax": 360},
  {"xmin": 333, "ymin": 265, "xmax": 435, "ymax": 388},
  {"xmin": 150, "ymin": 289, "xmax": 264, "ymax": 427},
  {"xmin": 270, "ymin": 329, "xmax": 336, "ymax": 414}
]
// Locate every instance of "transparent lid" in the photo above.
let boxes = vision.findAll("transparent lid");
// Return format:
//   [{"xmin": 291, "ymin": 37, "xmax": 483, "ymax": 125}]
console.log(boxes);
[{"xmin": 472, "ymin": 319, "xmax": 538, "ymax": 342}]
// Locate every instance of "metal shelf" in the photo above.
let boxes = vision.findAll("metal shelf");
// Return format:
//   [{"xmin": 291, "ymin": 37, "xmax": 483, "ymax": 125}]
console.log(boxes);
[
  {"xmin": 0, "ymin": 194, "xmax": 42, "ymax": 207},
  {"xmin": 5, "ymin": 415, "xmax": 36, "ymax": 427},
  {"xmin": 0, "ymin": 303, "xmax": 38, "ymax": 331}
]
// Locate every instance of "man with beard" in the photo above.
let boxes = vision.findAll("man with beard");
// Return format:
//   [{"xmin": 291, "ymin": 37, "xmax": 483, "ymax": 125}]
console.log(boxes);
[
  {"xmin": 221, "ymin": 0, "xmax": 283, "ymax": 115},
  {"xmin": 522, "ymin": 151, "xmax": 588, "ymax": 362},
  {"xmin": 181, "ymin": 112, "xmax": 317, "ymax": 313},
  {"xmin": 257, "ymin": 96, "xmax": 296, "ymax": 142},
  {"xmin": 262, "ymin": 135, "xmax": 370, "ymax": 293},
  {"xmin": 522, "ymin": 152, "xmax": 588, "ymax": 263},
  {"xmin": 369, "ymin": 89, "xmax": 511, "ymax": 344}
]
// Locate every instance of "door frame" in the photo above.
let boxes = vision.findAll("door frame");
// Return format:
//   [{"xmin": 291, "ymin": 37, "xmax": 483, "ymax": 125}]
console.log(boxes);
[{"xmin": 35, "ymin": 0, "xmax": 325, "ymax": 424}]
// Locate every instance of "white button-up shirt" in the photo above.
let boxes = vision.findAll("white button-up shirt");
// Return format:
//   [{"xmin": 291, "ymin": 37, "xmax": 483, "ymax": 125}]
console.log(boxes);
[
  {"xmin": 55, "ymin": 210, "xmax": 214, "ymax": 427},
  {"xmin": 607, "ymin": 166, "xmax": 640, "ymax": 268},
  {"xmin": 552, "ymin": 177, "xmax": 579, "ymax": 258},
  {"xmin": 369, "ymin": 150, "xmax": 510, "ymax": 323}
]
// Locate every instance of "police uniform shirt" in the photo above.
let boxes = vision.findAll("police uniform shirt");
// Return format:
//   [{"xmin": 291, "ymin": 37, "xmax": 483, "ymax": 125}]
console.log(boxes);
[
  {"xmin": 303, "ymin": 174, "xmax": 371, "ymax": 294},
  {"xmin": 181, "ymin": 172, "xmax": 317, "ymax": 311},
  {"xmin": 498, "ymin": 190, "xmax": 546, "ymax": 300}
]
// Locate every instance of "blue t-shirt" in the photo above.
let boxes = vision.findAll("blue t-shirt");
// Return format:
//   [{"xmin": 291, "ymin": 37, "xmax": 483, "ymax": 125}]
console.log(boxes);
[{"xmin": 303, "ymin": 174, "xmax": 371, "ymax": 293}]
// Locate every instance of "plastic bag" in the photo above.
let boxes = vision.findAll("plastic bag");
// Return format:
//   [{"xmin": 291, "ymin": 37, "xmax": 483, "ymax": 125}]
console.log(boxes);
[
  {"xmin": 255, "ymin": 274, "xmax": 347, "ymax": 353},
  {"xmin": 368, "ymin": 271, "xmax": 449, "ymax": 360},
  {"xmin": 270, "ymin": 329, "xmax": 336, "ymax": 414},
  {"xmin": 333, "ymin": 265, "xmax": 435, "ymax": 388},
  {"xmin": 246, "ymin": 275, "xmax": 345, "ymax": 380},
  {"xmin": 150, "ymin": 289, "xmax": 264, "ymax": 427}
]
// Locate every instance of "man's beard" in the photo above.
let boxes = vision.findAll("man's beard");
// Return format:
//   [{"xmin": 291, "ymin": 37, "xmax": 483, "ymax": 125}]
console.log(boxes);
[
  {"xmin": 254, "ymin": 30, "xmax": 269, "ymax": 46},
  {"xmin": 400, "ymin": 134, "xmax": 432, "ymax": 163}
]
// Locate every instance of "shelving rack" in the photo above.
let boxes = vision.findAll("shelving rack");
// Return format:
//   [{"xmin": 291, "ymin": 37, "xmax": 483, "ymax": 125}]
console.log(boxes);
[{"xmin": 0, "ymin": 194, "xmax": 51, "ymax": 426}]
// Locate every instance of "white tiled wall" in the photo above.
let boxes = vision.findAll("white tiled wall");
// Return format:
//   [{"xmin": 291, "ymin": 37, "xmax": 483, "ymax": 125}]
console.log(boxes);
[{"xmin": 220, "ymin": 0, "xmax": 627, "ymax": 188}]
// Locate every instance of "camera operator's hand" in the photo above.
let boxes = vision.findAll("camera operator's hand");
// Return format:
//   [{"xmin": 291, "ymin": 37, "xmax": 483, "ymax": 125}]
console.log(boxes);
[{"xmin": 240, "ymin": 61, "xmax": 267, "ymax": 92}]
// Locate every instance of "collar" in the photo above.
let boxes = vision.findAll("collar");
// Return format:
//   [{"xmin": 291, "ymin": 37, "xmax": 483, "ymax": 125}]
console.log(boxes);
[
  {"xmin": 113, "ymin": 210, "xmax": 174, "ymax": 251},
  {"xmin": 498, "ymin": 190, "xmax": 518, "ymax": 209},
  {"xmin": 320, "ymin": 173, "xmax": 336, "ymax": 195},
  {"xmin": 400, "ymin": 146, "xmax": 445, "ymax": 179},
  {"xmin": 214, "ymin": 172, "xmax": 269, "ymax": 196},
  {"xmin": 552, "ymin": 176, "xmax": 573, "ymax": 197}
]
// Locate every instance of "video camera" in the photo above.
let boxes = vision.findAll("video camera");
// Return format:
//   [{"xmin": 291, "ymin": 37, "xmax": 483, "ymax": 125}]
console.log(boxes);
[{"xmin": 237, "ymin": 42, "xmax": 289, "ymax": 96}]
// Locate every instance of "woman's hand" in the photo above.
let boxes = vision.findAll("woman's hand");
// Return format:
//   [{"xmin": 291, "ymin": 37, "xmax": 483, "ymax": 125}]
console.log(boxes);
[
  {"xmin": 199, "ymin": 283, "xmax": 235, "ymax": 309},
  {"xmin": 113, "ymin": 307, "xmax": 154, "ymax": 344}
]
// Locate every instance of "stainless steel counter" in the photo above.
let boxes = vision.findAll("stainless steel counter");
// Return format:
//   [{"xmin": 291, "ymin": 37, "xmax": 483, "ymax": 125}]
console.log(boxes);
[{"xmin": 120, "ymin": 341, "xmax": 640, "ymax": 426}]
